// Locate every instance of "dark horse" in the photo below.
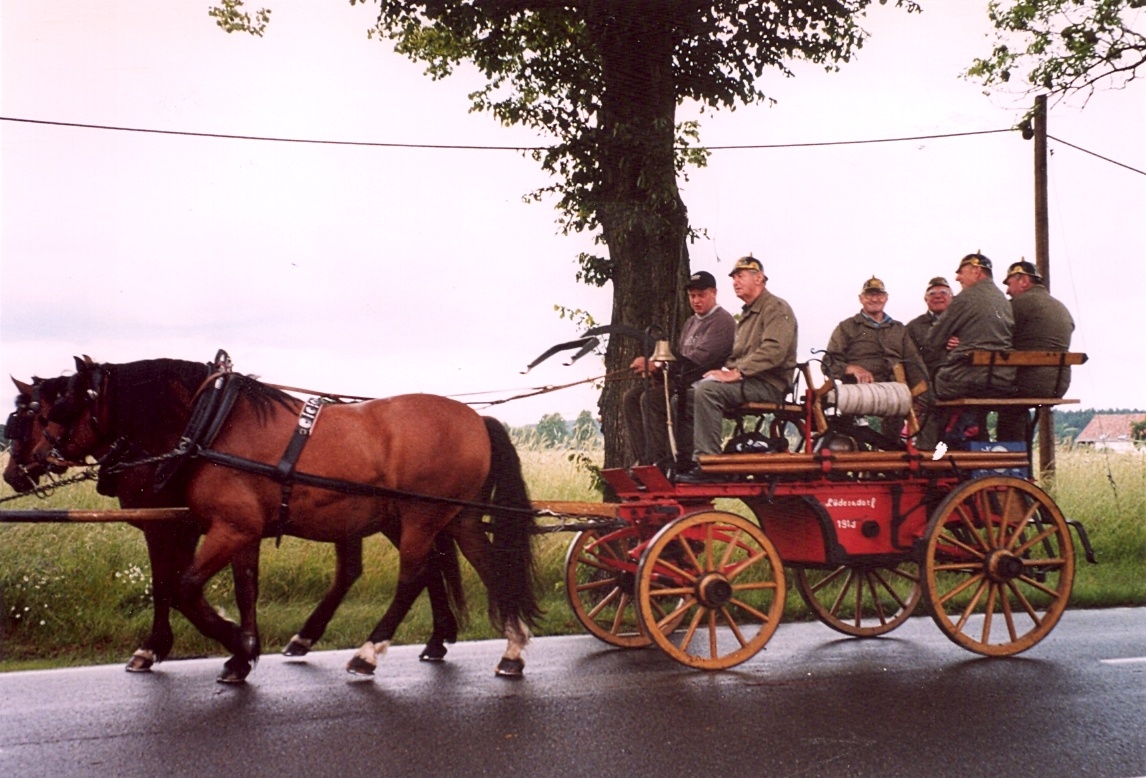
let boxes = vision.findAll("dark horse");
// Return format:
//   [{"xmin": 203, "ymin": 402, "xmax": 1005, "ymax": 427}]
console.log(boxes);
[
  {"xmin": 19, "ymin": 357, "xmax": 541, "ymax": 683},
  {"xmin": 4, "ymin": 370, "xmax": 461, "ymax": 672}
]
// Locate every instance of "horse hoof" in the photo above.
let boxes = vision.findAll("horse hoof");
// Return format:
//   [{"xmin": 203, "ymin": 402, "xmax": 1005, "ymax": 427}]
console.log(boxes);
[
  {"xmin": 216, "ymin": 669, "xmax": 249, "ymax": 685},
  {"xmin": 218, "ymin": 656, "xmax": 252, "ymax": 684},
  {"xmin": 495, "ymin": 657, "xmax": 525, "ymax": 678},
  {"xmin": 125, "ymin": 650, "xmax": 155, "ymax": 673},
  {"xmin": 419, "ymin": 644, "xmax": 448, "ymax": 662},
  {"xmin": 282, "ymin": 638, "xmax": 312, "ymax": 657},
  {"xmin": 346, "ymin": 656, "xmax": 377, "ymax": 676}
]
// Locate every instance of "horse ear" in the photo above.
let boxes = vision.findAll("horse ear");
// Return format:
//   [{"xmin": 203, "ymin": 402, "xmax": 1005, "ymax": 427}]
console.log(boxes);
[{"xmin": 12, "ymin": 376, "xmax": 32, "ymax": 395}]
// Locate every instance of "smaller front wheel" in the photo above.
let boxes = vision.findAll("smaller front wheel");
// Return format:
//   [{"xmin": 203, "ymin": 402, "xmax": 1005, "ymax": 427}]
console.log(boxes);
[{"xmin": 636, "ymin": 512, "xmax": 785, "ymax": 670}]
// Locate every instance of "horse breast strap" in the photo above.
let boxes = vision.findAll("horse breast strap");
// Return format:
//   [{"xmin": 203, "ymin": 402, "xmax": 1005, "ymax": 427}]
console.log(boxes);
[{"xmin": 271, "ymin": 397, "xmax": 326, "ymax": 540}]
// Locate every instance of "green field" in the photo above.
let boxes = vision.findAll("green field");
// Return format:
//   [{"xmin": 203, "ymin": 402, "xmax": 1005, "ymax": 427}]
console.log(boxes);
[{"xmin": 2, "ymin": 444, "xmax": 1143, "ymax": 671}]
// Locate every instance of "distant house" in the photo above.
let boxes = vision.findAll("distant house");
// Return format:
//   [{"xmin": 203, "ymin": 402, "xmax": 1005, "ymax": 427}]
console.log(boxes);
[{"xmin": 1075, "ymin": 413, "xmax": 1146, "ymax": 452}]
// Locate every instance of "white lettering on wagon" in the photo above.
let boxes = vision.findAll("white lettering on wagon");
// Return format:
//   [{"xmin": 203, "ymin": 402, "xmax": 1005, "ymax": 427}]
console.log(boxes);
[{"xmin": 824, "ymin": 497, "xmax": 877, "ymax": 510}]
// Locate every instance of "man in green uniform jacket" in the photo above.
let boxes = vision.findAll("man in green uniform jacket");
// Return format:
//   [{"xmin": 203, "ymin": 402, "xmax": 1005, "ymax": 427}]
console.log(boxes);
[
  {"xmin": 929, "ymin": 253, "xmax": 1015, "ymax": 400},
  {"xmin": 824, "ymin": 276, "xmax": 930, "ymax": 443},
  {"xmin": 996, "ymin": 260, "xmax": 1075, "ymax": 441},
  {"xmin": 906, "ymin": 276, "xmax": 953, "ymax": 378}
]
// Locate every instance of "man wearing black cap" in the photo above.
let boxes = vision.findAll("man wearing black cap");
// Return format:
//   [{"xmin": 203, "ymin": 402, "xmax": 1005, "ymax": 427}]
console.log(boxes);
[
  {"xmin": 679, "ymin": 256, "xmax": 798, "ymax": 480},
  {"xmin": 824, "ymin": 276, "xmax": 929, "ymax": 443},
  {"xmin": 997, "ymin": 260, "xmax": 1075, "ymax": 441},
  {"xmin": 623, "ymin": 270, "xmax": 735, "ymax": 467},
  {"xmin": 929, "ymin": 252, "xmax": 1016, "ymax": 401}
]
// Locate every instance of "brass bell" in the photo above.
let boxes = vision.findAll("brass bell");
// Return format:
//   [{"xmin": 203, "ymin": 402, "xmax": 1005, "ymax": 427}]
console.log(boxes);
[{"xmin": 649, "ymin": 340, "xmax": 676, "ymax": 363}]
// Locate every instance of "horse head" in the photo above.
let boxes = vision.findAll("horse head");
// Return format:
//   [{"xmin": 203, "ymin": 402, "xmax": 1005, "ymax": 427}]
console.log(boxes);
[
  {"xmin": 29, "ymin": 356, "xmax": 114, "ymax": 471},
  {"xmin": 3, "ymin": 374, "xmax": 74, "ymax": 492}
]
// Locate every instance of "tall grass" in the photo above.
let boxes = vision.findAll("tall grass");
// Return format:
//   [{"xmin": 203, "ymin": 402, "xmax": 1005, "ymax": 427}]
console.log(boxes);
[{"xmin": 1, "ymin": 445, "xmax": 1142, "ymax": 670}]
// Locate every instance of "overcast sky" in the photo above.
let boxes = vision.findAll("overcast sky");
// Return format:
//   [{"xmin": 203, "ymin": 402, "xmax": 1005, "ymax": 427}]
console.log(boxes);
[{"xmin": 2, "ymin": 1, "xmax": 1144, "ymax": 425}]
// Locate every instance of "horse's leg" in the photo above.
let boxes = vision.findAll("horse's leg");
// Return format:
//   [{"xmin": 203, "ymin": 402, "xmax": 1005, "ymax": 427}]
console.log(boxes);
[
  {"xmin": 283, "ymin": 536, "xmax": 364, "ymax": 657},
  {"xmin": 346, "ymin": 528, "xmax": 438, "ymax": 677},
  {"xmin": 218, "ymin": 538, "xmax": 262, "ymax": 684},
  {"xmin": 448, "ymin": 515, "xmax": 530, "ymax": 678},
  {"xmin": 418, "ymin": 534, "xmax": 461, "ymax": 662},
  {"xmin": 174, "ymin": 528, "xmax": 256, "ymax": 683},
  {"xmin": 127, "ymin": 521, "xmax": 200, "ymax": 672}
]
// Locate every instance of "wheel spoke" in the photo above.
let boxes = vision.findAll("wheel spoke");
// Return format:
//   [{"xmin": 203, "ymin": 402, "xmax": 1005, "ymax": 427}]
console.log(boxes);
[
  {"xmin": 980, "ymin": 584, "xmax": 999, "ymax": 644},
  {"xmin": 717, "ymin": 606, "xmax": 753, "ymax": 651},
  {"xmin": 953, "ymin": 577, "xmax": 989, "ymax": 632},
  {"xmin": 585, "ymin": 585, "xmax": 622, "ymax": 620}
]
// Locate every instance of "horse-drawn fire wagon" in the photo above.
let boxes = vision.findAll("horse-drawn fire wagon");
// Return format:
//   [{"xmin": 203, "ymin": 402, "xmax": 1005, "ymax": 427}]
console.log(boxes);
[{"xmin": 3, "ymin": 347, "xmax": 1095, "ymax": 680}]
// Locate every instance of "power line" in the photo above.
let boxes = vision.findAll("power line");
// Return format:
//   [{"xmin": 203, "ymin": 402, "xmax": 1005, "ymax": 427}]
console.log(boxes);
[
  {"xmin": 1048, "ymin": 134, "xmax": 1146, "ymax": 176},
  {"xmin": 2, "ymin": 116, "xmax": 1142, "ymax": 174},
  {"xmin": 700, "ymin": 128, "xmax": 1015, "ymax": 148},
  {"xmin": 0, "ymin": 116, "xmax": 536, "ymax": 151},
  {"xmin": 0, "ymin": 115, "xmax": 1011, "ymax": 151}
]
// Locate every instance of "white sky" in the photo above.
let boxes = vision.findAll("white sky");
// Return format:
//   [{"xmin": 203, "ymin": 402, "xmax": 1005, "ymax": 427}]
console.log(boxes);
[{"xmin": 2, "ymin": 1, "xmax": 1144, "ymax": 425}]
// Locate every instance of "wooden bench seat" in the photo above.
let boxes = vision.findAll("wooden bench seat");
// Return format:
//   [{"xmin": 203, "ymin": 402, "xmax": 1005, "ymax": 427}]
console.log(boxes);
[
  {"xmin": 937, "ymin": 350, "xmax": 1086, "ymax": 410},
  {"xmin": 968, "ymin": 350, "xmax": 1087, "ymax": 367},
  {"xmin": 935, "ymin": 397, "xmax": 1079, "ymax": 408},
  {"xmin": 728, "ymin": 402, "xmax": 804, "ymax": 416}
]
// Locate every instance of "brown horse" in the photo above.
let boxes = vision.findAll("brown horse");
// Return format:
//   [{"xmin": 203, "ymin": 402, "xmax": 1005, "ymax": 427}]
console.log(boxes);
[
  {"xmin": 5, "ymin": 366, "xmax": 464, "ymax": 675},
  {"xmin": 31, "ymin": 357, "xmax": 540, "ymax": 683}
]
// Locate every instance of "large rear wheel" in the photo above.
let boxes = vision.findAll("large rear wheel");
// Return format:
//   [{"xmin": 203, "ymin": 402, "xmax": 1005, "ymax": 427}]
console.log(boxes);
[
  {"xmin": 635, "ymin": 512, "xmax": 785, "ymax": 670},
  {"xmin": 923, "ymin": 476, "xmax": 1075, "ymax": 656}
]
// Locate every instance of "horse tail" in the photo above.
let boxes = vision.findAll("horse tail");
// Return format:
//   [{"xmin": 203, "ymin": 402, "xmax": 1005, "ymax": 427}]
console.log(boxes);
[
  {"xmin": 481, "ymin": 416, "xmax": 541, "ymax": 632},
  {"xmin": 431, "ymin": 531, "xmax": 467, "ymax": 637}
]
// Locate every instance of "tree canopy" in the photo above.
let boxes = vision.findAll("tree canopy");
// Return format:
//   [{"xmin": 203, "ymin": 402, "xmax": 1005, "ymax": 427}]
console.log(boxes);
[
  {"xmin": 969, "ymin": 0, "xmax": 1146, "ymax": 105},
  {"xmin": 211, "ymin": 0, "xmax": 920, "ymax": 467}
]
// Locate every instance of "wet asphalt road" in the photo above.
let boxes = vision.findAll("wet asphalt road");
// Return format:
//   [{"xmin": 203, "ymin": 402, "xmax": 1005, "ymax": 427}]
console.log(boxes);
[{"xmin": 1, "ymin": 607, "xmax": 1143, "ymax": 778}]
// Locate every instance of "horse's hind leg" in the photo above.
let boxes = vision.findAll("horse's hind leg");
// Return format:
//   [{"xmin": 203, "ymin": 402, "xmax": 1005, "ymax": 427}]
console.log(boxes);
[
  {"xmin": 283, "ymin": 536, "xmax": 364, "ymax": 657},
  {"xmin": 448, "ymin": 512, "xmax": 531, "ymax": 679},
  {"xmin": 347, "ymin": 534, "xmax": 438, "ymax": 676}
]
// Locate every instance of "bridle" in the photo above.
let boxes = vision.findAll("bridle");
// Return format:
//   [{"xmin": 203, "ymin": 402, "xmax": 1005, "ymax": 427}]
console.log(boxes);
[{"xmin": 40, "ymin": 365, "xmax": 110, "ymax": 468}]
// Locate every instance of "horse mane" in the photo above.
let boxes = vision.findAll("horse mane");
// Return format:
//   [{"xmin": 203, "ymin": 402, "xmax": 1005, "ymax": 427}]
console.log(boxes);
[
  {"xmin": 229, "ymin": 373, "xmax": 297, "ymax": 423},
  {"xmin": 101, "ymin": 359, "xmax": 296, "ymax": 440},
  {"xmin": 104, "ymin": 359, "xmax": 212, "ymax": 445}
]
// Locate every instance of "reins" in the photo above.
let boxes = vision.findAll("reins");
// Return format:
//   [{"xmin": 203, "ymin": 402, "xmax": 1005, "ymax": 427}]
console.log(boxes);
[{"xmin": 262, "ymin": 370, "xmax": 635, "ymax": 409}]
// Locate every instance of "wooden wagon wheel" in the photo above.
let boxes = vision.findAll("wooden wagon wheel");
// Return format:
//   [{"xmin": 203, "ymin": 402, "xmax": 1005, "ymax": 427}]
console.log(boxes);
[
  {"xmin": 793, "ymin": 561, "xmax": 922, "ymax": 638},
  {"xmin": 922, "ymin": 475, "xmax": 1075, "ymax": 657},
  {"xmin": 635, "ymin": 512, "xmax": 786, "ymax": 670},
  {"xmin": 564, "ymin": 528, "xmax": 651, "ymax": 648}
]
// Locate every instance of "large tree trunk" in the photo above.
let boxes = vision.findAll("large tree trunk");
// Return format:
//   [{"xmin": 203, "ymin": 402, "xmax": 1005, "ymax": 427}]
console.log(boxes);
[{"xmin": 592, "ymin": 11, "xmax": 691, "ymax": 472}]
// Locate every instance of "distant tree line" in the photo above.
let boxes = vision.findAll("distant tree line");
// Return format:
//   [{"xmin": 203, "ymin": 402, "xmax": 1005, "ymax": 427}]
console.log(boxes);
[{"xmin": 506, "ymin": 410, "xmax": 602, "ymax": 450}]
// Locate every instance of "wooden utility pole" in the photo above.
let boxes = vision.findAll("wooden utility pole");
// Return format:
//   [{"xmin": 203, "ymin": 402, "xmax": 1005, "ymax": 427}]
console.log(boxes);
[{"xmin": 1032, "ymin": 94, "xmax": 1056, "ymax": 477}]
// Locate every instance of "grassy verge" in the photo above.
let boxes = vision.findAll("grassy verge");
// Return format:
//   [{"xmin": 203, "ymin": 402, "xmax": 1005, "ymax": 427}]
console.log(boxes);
[{"xmin": 2, "ymin": 446, "xmax": 1142, "ymax": 671}]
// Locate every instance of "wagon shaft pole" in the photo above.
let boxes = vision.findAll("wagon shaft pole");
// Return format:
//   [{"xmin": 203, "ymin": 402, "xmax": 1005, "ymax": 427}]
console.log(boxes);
[{"xmin": 0, "ymin": 508, "xmax": 192, "ymax": 523}]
